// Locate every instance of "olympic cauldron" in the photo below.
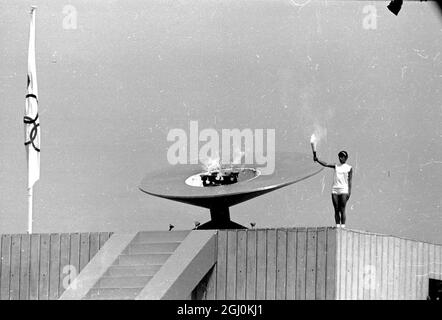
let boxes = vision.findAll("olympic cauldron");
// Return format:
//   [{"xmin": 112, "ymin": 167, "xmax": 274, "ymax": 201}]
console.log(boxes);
[{"xmin": 139, "ymin": 152, "xmax": 323, "ymax": 229}]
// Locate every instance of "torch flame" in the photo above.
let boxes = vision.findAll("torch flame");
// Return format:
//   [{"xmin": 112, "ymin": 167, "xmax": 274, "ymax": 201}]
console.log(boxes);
[
  {"xmin": 202, "ymin": 148, "xmax": 247, "ymax": 174},
  {"xmin": 310, "ymin": 134, "xmax": 317, "ymax": 152},
  {"xmin": 310, "ymin": 124, "xmax": 327, "ymax": 152},
  {"xmin": 202, "ymin": 157, "xmax": 222, "ymax": 173}
]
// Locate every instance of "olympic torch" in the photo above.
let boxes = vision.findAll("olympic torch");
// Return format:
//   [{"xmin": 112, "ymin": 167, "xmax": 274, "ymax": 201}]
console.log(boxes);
[{"xmin": 310, "ymin": 134, "xmax": 317, "ymax": 161}]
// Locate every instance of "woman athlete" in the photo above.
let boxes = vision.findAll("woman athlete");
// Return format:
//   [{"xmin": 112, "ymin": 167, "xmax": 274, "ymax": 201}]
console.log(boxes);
[{"xmin": 314, "ymin": 151, "xmax": 353, "ymax": 228}]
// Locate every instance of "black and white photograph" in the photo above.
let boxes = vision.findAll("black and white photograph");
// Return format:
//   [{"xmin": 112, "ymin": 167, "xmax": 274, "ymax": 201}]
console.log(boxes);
[{"xmin": 0, "ymin": 0, "xmax": 441, "ymax": 305}]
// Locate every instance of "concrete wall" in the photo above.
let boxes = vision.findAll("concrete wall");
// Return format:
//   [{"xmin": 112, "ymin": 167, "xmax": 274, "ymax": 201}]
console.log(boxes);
[
  {"xmin": 194, "ymin": 227, "xmax": 442, "ymax": 300},
  {"xmin": 0, "ymin": 232, "xmax": 112, "ymax": 300},
  {"xmin": 193, "ymin": 227, "xmax": 337, "ymax": 300},
  {"xmin": 336, "ymin": 228, "xmax": 442, "ymax": 300},
  {"xmin": 3, "ymin": 227, "xmax": 441, "ymax": 300}
]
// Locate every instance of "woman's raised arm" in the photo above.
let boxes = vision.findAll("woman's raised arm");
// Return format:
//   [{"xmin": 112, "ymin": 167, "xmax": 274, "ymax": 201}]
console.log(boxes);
[{"xmin": 314, "ymin": 156, "xmax": 335, "ymax": 168}]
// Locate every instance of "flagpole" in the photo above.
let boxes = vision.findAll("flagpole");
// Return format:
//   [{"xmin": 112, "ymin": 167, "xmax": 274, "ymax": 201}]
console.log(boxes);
[
  {"xmin": 28, "ymin": 187, "xmax": 33, "ymax": 234},
  {"xmin": 26, "ymin": 5, "xmax": 38, "ymax": 235}
]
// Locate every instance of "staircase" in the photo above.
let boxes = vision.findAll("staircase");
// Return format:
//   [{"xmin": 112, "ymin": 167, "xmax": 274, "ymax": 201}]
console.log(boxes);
[{"xmin": 84, "ymin": 230, "xmax": 190, "ymax": 300}]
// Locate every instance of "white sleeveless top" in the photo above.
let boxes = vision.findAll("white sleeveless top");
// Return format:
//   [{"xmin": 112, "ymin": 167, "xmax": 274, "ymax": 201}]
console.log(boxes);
[{"xmin": 332, "ymin": 163, "xmax": 352, "ymax": 194}]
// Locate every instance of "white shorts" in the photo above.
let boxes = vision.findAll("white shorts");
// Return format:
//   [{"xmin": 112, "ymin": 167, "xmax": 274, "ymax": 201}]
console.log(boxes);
[{"xmin": 332, "ymin": 188, "xmax": 348, "ymax": 195}]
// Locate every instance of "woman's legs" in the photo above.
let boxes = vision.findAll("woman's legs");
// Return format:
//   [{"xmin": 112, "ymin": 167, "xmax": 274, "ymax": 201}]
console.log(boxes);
[
  {"xmin": 338, "ymin": 194, "xmax": 349, "ymax": 225},
  {"xmin": 331, "ymin": 194, "xmax": 340, "ymax": 225}
]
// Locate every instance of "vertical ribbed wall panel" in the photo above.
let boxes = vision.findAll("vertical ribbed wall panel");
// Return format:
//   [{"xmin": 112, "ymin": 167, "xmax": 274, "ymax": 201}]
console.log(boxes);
[
  {"xmin": 194, "ymin": 227, "xmax": 337, "ymax": 300},
  {"xmin": 276, "ymin": 229, "xmax": 287, "ymax": 300},
  {"xmin": 0, "ymin": 232, "xmax": 112, "ymax": 300},
  {"xmin": 236, "ymin": 230, "xmax": 247, "ymax": 300},
  {"xmin": 245, "ymin": 229, "xmax": 256, "ymax": 300},
  {"xmin": 336, "ymin": 229, "xmax": 442, "ymax": 300},
  {"xmin": 315, "ymin": 229, "xmax": 327, "ymax": 299}
]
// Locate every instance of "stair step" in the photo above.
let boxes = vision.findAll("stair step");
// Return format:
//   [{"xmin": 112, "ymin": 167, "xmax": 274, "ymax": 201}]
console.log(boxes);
[
  {"xmin": 134, "ymin": 230, "xmax": 190, "ymax": 243},
  {"xmin": 127, "ymin": 242, "xmax": 180, "ymax": 254},
  {"xmin": 86, "ymin": 288, "xmax": 142, "ymax": 300},
  {"xmin": 117, "ymin": 253, "xmax": 170, "ymax": 266},
  {"xmin": 105, "ymin": 265, "xmax": 162, "ymax": 277},
  {"xmin": 96, "ymin": 276, "xmax": 152, "ymax": 289}
]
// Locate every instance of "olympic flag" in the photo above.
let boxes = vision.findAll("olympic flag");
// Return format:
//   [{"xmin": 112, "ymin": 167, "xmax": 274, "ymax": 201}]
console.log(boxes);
[{"xmin": 24, "ymin": 6, "xmax": 40, "ymax": 234}]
